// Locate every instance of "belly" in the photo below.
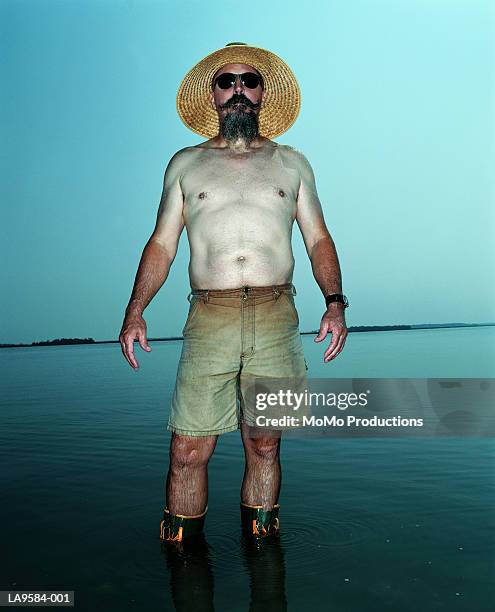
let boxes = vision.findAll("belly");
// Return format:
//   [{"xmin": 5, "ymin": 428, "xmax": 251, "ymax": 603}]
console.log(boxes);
[{"xmin": 187, "ymin": 202, "xmax": 295, "ymax": 289}]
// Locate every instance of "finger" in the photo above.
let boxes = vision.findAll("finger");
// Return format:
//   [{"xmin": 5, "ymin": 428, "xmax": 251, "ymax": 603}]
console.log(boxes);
[
  {"xmin": 314, "ymin": 320, "xmax": 329, "ymax": 343},
  {"xmin": 120, "ymin": 337, "xmax": 133, "ymax": 368},
  {"xmin": 119, "ymin": 332, "xmax": 137, "ymax": 369},
  {"xmin": 119, "ymin": 336, "xmax": 127, "ymax": 359},
  {"xmin": 138, "ymin": 332, "xmax": 152, "ymax": 352},
  {"xmin": 119, "ymin": 336, "xmax": 133, "ymax": 367},
  {"xmin": 324, "ymin": 329, "xmax": 343, "ymax": 358},
  {"xmin": 333, "ymin": 333, "xmax": 348, "ymax": 359},
  {"xmin": 325, "ymin": 334, "xmax": 343, "ymax": 359},
  {"xmin": 125, "ymin": 338, "xmax": 139, "ymax": 369},
  {"xmin": 323, "ymin": 336, "xmax": 338, "ymax": 362},
  {"xmin": 324, "ymin": 332, "xmax": 346, "ymax": 362}
]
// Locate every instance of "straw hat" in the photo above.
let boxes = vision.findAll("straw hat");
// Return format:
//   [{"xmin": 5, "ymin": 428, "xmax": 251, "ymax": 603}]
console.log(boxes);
[{"xmin": 176, "ymin": 42, "xmax": 301, "ymax": 139}]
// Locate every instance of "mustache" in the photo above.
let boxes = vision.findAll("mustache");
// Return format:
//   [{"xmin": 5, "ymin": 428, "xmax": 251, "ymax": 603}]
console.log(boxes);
[{"xmin": 219, "ymin": 93, "xmax": 260, "ymax": 110}]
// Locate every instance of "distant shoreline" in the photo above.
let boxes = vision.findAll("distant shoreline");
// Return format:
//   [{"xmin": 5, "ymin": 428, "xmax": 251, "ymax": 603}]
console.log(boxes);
[{"xmin": 1, "ymin": 323, "xmax": 493, "ymax": 348}]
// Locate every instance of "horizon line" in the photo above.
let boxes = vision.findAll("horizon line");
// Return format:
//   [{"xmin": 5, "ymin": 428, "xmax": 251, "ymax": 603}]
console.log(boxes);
[{"xmin": 1, "ymin": 322, "xmax": 494, "ymax": 348}]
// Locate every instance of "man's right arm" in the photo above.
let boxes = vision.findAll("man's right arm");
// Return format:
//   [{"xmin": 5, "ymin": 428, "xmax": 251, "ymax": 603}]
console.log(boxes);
[{"xmin": 119, "ymin": 149, "xmax": 188, "ymax": 369}]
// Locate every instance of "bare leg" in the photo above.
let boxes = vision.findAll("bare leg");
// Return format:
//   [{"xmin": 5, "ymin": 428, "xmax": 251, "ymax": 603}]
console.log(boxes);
[
  {"xmin": 166, "ymin": 433, "xmax": 218, "ymax": 515},
  {"xmin": 240, "ymin": 422, "xmax": 282, "ymax": 509}
]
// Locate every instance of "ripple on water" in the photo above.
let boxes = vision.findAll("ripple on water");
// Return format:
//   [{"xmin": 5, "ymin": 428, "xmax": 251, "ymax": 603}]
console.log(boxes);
[
  {"xmin": 125, "ymin": 505, "xmax": 386, "ymax": 586},
  {"xmin": 280, "ymin": 512, "xmax": 382, "ymax": 567}
]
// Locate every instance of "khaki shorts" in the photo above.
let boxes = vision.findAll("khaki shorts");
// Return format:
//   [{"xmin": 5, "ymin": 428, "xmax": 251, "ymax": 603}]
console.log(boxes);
[{"xmin": 167, "ymin": 283, "xmax": 309, "ymax": 436}]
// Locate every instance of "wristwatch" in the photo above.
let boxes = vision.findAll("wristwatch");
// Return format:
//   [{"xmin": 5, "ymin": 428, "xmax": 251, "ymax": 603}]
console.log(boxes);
[{"xmin": 325, "ymin": 293, "xmax": 349, "ymax": 309}]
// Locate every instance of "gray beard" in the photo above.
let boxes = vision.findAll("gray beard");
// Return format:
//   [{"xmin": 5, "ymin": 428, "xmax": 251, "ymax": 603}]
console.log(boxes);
[{"xmin": 220, "ymin": 107, "xmax": 259, "ymax": 144}]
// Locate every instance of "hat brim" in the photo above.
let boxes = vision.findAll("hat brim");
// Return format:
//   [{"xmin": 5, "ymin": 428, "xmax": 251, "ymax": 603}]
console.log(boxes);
[{"xmin": 176, "ymin": 43, "xmax": 301, "ymax": 139}]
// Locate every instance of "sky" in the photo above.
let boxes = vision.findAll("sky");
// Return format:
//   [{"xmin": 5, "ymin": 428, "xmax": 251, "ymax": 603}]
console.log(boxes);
[{"xmin": 1, "ymin": 0, "xmax": 494, "ymax": 344}]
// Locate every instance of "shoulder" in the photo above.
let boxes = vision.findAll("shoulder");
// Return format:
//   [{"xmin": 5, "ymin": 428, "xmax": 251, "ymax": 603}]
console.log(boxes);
[
  {"xmin": 168, "ymin": 145, "xmax": 199, "ymax": 165},
  {"xmin": 277, "ymin": 144, "xmax": 312, "ymax": 167},
  {"xmin": 164, "ymin": 146, "xmax": 199, "ymax": 178},
  {"xmin": 276, "ymin": 144, "xmax": 315, "ymax": 182}
]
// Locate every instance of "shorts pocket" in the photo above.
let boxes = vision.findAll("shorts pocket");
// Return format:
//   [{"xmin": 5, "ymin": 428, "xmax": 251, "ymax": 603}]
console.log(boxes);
[
  {"xmin": 182, "ymin": 298, "xmax": 202, "ymax": 336},
  {"xmin": 282, "ymin": 292, "xmax": 299, "ymax": 326}
]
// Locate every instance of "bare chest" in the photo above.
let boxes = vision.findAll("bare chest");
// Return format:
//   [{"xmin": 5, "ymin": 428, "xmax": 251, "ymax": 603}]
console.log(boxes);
[{"xmin": 181, "ymin": 148, "xmax": 301, "ymax": 224}]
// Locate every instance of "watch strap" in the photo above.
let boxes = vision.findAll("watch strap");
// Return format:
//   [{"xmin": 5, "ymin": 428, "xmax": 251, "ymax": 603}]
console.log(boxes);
[{"xmin": 325, "ymin": 293, "xmax": 349, "ymax": 309}]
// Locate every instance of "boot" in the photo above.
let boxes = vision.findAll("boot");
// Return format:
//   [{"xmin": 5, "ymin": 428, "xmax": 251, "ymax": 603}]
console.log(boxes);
[
  {"xmin": 159, "ymin": 506, "xmax": 208, "ymax": 542},
  {"xmin": 240, "ymin": 502, "xmax": 280, "ymax": 537}
]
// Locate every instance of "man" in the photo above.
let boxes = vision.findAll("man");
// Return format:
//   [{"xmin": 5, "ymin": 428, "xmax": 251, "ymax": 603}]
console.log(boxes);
[{"xmin": 119, "ymin": 42, "xmax": 349, "ymax": 543}]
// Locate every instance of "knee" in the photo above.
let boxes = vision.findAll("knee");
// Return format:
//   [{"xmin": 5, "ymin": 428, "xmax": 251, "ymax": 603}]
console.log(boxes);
[
  {"xmin": 170, "ymin": 435, "xmax": 216, "ymax": 470},
  {"xmin": 246, "ymin": 438, "xmax": 280, "ymax": 462}
]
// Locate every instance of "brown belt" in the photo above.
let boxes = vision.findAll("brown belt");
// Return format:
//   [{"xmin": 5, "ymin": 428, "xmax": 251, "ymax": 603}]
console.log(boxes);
[{"xmin": 188, "ymin": 282, "xmax": 296, "ymax": 302}]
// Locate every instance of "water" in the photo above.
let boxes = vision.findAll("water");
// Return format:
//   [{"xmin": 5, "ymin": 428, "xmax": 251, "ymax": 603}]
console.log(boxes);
[{"xmin": 1, "ymin": 327, "xmax": 494, "ymax": 611}]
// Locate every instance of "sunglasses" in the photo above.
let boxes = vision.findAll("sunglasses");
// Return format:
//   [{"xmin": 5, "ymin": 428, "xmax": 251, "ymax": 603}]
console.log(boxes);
[{"xmin": 213, "ymin": 72, "xmax": 263, "ymax": 90}]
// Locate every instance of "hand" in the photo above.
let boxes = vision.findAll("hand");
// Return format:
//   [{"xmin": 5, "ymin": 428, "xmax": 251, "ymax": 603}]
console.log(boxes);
[
  {"xmin": 119, "ymin": 313, "xmax": 152, "ymax": 370},
  {"xmin": 314, "ymin": 304, "xmax": 348, "ymax": 362}
]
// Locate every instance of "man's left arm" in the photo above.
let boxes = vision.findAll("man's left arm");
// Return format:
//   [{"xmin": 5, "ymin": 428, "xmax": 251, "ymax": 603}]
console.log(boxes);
[{"xmin": 293, "ymin": 149, "xmax": 348, "ymax": 362}]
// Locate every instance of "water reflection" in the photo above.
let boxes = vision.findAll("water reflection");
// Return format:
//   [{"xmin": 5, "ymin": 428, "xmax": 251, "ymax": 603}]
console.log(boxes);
[
  {"xmin": 162, "ymin": 534, "xmax": 214, "ymax": 612},
  {"xmin": 241, "ymin": 536, "xmax": 287, "ymax": 612},
  {"xmin": 161, "ymin": 531, "xmax": 287, "ymax": 612}
]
